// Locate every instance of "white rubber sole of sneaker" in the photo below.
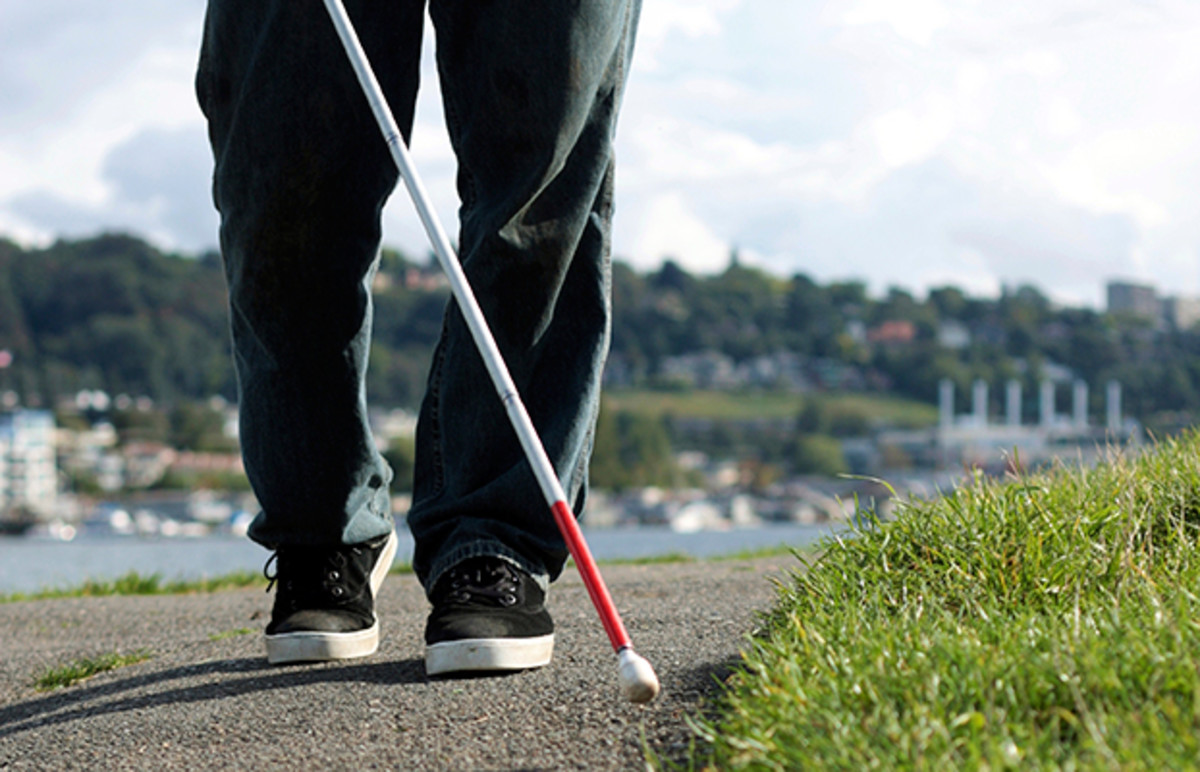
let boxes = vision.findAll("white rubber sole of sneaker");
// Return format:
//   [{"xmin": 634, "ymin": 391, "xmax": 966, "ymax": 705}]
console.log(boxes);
[
  {"xmin": 266, "ymin": 623, "xmax": 380, "ymax": 664},
  {"xmin": 425, "ymin": 634, "xmax": 555, "ymax": 675},
  {"xmin": 265, "ymin": 528, "xmax": 399, "ymax": 665}
]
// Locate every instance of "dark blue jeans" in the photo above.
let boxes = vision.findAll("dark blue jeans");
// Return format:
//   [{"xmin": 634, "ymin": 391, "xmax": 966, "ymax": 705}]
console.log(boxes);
[{"xmin": 196, "ymin": 0, "xmax": 639, "ymax": 593}]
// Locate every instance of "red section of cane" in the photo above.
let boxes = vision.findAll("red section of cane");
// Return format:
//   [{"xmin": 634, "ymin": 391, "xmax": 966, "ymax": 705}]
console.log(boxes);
[
  {"xmin": 552, "ymin": 500, "xmax": 658, "ymax": 702},
  {"xmin": 551, "ymin": 500, "xmax": 631, "ymax": 652}
]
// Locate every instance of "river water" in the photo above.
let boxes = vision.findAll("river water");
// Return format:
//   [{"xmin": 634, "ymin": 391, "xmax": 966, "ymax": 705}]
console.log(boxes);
[{"xmin": 0, "ymin": 522, "xmax": 841, "ymax": 594}]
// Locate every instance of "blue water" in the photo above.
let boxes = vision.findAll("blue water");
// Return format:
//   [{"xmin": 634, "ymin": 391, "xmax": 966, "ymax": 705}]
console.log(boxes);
[{"xmin": 0, "ymin": 523, "xmax": 839, "ymax": 594}]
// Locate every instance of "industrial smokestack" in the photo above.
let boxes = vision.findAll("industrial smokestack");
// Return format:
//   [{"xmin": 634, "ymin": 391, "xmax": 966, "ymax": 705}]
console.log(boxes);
[
  {"xmin": 1106, "ymin": 380, "xmax": 1121, "ymax": 432},
  {"xmin": 1006, "ymin": 380, "xmax": 1021, "ymax": 426},
  {"xmin": 973, "ymin": 380, "xmax": 988, "ymax": 427},
  {"xmin": 1040, "ymin": 381, "xmax": 1055, "ymax": 427},
  {"xmin": 1073, "ymin": 380, "xmax": 1088, "ymax": 428},
  {"xmin": 939, "ymin": 379, "xmax": 954, "ymax": 429}
]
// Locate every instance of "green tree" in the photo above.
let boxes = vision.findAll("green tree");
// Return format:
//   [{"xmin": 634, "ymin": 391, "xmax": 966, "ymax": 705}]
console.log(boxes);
[
  {"xmin": 169, "ymin": 401, "xmax": 235, "ymax": 452},
  {"xmin": 785, "ymin": 274, "xmax": 837, "ymax": 355},
  {"xmin": 111, "ymin": 407, "xmax": 170, "ymax": 446},
  {"xmin": 383, "ymin": 436, "xmax": 416, "ymax": 493},
  {"xmin": 589, "ymin": 403, "xmax": 680, "ymax": 490},
  {"xmin": 791, "ymin": 434, "xmax": 847, "ymax": 476}
]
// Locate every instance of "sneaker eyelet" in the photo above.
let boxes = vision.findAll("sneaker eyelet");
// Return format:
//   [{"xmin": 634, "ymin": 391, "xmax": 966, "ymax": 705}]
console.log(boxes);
[
  {"xmin": 330, "ymin": 586, "xmax": 345, "ymax": 598},
  {"xmin": 501, "ymin": 593, "xmax": 518, "ymax": 607},
  {"xmin": 328, "ymin": 570, "xmax": 341, "ymax": 581}
]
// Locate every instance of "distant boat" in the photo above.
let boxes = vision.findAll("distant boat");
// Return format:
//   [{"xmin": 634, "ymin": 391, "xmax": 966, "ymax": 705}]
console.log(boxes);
[
  {"xmin": 669, "ymin": 500, "xmax": 730, "ymax": 533},
  {"xmin": 0, "ymin": 506, "xmax": 37, "ymax": 537},
  {"xmin": 28, "ymin": 520, "xmax": 78, "ymax": 541},
  {"xmin": 0, "ymin": 520, "xmax": 33, "ymax": 537}
]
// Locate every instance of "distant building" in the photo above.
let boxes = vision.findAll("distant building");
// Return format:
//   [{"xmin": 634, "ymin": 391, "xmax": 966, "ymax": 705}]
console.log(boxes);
[
  {"xmin": 736, "ymin": 352, "xmax": 810, "ymax": 391},
  {"xmin": 401, "ymin": 266, "xmax": 449, "ymax": 292},
  {"xmin": 844, "ymin": 319, "xmax": 867, "ymax": 344},
  {"xmin": 1163, "ymin": 296, "xmax": 1200, "ymax": 330},
  {"xmin": 927, "ymin": 378, "xmax": 1139, "ymax": 473},
  {"xmin": 1106, "ymin": 281, "xmax": 1159, "ymax": 320},
  {"xmin": 122, "ymin": 442, "xmax": 176, "ymax": 489},
  {"xmin": 936, "ymin": 321, "xmax": 970, "ymax": 349},
  {"xmin": 369, "ymin": 408, "xmax": 419, "ymax": 444},
  {"xmin": 867, "ymin": 320, "xmax": 916, "ymax": 345},
  {"xmin": 0, "ymin": 410, "xmax": 57, "ymax": 515},
  {"xmin": 660, "ymin": 351, "xmax": 738, "ymax": 389}
]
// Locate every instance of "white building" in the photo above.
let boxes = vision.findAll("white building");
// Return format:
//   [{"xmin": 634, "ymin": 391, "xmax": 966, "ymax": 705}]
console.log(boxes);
[
  {"xmin": 0, "ymin": 410, "xmax": 58, "ymax": 515},
  {"xmin": 929, "ymin": 379, "xmax": 1138, "ymax": 471},
  {"xmin": 1164, "ymin": 296, "xmax": 1200, "ymax": 331}
]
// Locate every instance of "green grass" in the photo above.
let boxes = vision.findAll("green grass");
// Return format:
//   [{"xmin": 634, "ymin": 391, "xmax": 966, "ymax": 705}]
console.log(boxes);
[
  {"xmin": 34, "ymin": 650, "xmax": 153, "ymax": 691},
  {"xmin": 0, "ymin": 569, "xmax": 265, "ymax": 603},
  {"xmin": 208, "ymin": 627, "xmax": 255, "ymax": 642},
  {"xmin": 1, "ymin": 562, "xmax": 418, "ymax": 604},
  {"xmin": 687, "ymin": 433, "xmax": 1200, "ymax": 770},
  {"xmin": 603, "ymin": 388, "xmax": 937, "ymax": 426}
]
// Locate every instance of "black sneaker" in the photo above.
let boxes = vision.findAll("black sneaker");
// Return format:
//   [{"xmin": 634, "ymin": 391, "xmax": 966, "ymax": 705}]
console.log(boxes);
[
  {"xmin": 263, "ymin": 528, "xmax": 398, "ymax": 664},
  {"xmin": 424, "ymin": 556, "xmax": 555, "ymax": 675}
]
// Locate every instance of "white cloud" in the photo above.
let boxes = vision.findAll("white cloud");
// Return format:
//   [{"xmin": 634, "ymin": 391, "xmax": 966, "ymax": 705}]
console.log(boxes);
[
  {"xmin": 840, "ymin": 0, "xmax": 954, "ymax": 46},
  {"xmin": 4, "ymin": 0, "xmax": 1200, "ymax": 310},
  {"xmin": 0, "ymin": 2, "xmax": 207, "ymax": 245},
  {"xmin": 620, "ymin": 192, "xmax": 729, "ymax": 273},
  {"xmin": 9, "ymin": 126, "xmax": 218, "ymax": 250},
  {"xmin": 633, "ymin": 0, "xmax": 743, "ymax": 70},
  {"xmin": 869, "ymin": 96, "xmax": 956, "ymax": 169}
]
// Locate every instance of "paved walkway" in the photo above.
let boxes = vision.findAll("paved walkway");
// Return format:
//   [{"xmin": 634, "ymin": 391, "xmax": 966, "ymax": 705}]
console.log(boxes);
[{"xmin": 0, "ymin": 557, "xmax": 795, "ymax": 770}]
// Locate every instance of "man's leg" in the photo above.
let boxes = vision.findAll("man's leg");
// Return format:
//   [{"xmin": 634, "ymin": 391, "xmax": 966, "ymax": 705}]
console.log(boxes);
[
  {"xmin": 196, "ymin": 0, "xmax": 424, "ymax": 661},
  {"xmin": 410, "ymin": 0, "xmax": 641, "ymax": 673}
]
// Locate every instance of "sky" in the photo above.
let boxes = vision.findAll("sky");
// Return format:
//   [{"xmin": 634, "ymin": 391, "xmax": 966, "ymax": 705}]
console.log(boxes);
[{"xmin": 3, "ymin": 1, "xmax": 1200, "ymax": 308}]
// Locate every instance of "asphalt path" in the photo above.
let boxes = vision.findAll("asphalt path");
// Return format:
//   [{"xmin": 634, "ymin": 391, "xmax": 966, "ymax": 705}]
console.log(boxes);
[{"xmin": 0, "ymin": 557, "xmax": 796, "ymax": 771}]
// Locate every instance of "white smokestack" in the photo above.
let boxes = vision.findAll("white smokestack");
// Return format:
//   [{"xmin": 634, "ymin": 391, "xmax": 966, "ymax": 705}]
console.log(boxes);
[
  {"xmin": 1073, "ymin": 380, "xmax": 1088, "ymax": 428},
  {"xmin": 1006, "ymin": 380, "xmax": 1021, "ymax": 426},
  {"xmin": 1106, "ymin": 380, "xmax": 1121, "ymax": 432},
  {"xmin": 973, "ymin": 380, "xmax": 988, "ymax": 427},
  {"xmin": 1040, "ymin": 381, "xmax": 1055, "ymax": 427},
  {"xmin": 939, "ymin": 379, "xmax": 954, "ymax": 429}
]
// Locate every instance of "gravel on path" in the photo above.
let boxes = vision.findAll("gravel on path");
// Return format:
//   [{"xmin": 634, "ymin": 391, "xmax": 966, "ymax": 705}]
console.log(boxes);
[{"xmin": 0, "ymin": 557, "xmax": 795, "ymax": 771}]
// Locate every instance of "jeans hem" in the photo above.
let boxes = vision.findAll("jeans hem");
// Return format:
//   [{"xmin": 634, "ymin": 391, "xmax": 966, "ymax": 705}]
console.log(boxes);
[{"xmin": 425, "ymin": 539, "xmax": 550, "ymax": 598}]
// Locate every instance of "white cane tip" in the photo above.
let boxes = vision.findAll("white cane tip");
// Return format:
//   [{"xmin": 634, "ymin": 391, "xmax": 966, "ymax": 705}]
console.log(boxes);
[{"xmin": 617, "ymin": 648, "xmax": 660, "ymax": 703}]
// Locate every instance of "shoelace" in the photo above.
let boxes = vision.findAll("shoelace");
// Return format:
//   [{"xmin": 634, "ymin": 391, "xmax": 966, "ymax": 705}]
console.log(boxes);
[
  {"xmin": 445, "ymin": 560, "xmax": 521, "ymax": 607},
  {"xmin": 263, "ymin": 552, "xmax": 279, "ymax": 593},
  {"xmin": 263, "ymin": 546, "xmax": 359, "ymax": 603}
]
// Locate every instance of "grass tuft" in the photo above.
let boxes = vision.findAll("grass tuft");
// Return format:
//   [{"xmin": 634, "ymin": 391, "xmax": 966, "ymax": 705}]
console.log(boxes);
[
  {"xmin": 0, "ymin": 569, "xmax": 266, "ymax": 603},
  {"xmin": 688, "ymin": 432, "xmax": 1200, "ymax": 769},
  {"xmin": 34, "ymin": 650, "xmax": 153, "ymax": 691},
  {"xmin": 208, "ymin": 627, "xmax": 255, "ymax": 642}
]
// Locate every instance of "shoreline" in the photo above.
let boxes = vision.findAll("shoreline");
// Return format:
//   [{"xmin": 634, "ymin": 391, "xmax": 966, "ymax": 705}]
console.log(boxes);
[{"xmin": 0, "ymin": 521, "xmax": 837, "ymax": 596}]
